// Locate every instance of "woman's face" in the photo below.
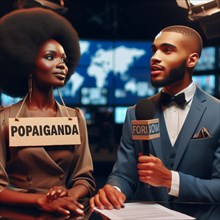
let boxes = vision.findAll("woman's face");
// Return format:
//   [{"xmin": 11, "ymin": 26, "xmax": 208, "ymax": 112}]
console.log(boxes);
[{"xmin": 34, "ymin": 39, "xmax": 68, "ymax": 89}]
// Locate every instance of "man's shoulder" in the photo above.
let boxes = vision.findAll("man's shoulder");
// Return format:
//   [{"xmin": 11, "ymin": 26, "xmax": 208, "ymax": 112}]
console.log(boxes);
[{"xmin": 196, "ymin": 87, "xmax": 220, "ymax": 105}]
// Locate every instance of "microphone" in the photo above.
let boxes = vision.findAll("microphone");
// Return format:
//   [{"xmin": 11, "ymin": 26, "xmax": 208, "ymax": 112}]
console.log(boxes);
[{"xmin": 132, "ymin": 99, "xmax": 160, "ymax": 155}]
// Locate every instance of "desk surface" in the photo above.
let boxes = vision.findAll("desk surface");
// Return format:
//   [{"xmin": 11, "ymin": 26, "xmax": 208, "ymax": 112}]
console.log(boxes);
[{"xmin": 0, "ymin": 202, "xmax": 219, "ymax": 220}]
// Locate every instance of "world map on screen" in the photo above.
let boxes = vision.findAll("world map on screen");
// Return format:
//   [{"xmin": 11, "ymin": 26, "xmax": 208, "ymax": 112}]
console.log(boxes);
[{"xmin": 56, "ymin": 40, "xmax": 155, "ymax": 105}]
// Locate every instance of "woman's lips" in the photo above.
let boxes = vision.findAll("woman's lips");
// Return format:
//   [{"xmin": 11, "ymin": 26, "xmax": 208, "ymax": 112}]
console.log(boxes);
[{"xmin": 54, "ymin": 72, "xmax": 66, "ymax": 80}]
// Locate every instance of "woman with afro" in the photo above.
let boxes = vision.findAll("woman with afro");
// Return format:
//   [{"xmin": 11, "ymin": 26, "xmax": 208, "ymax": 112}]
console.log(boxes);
[{"xmin": 0, "ymin": 8, "xmax": 96, "ymax": 215}]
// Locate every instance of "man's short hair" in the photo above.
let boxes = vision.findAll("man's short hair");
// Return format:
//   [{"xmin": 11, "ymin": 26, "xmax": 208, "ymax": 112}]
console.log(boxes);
[{"xmin": 161, "ymin": 25, "xmax": 203, "ymax": 57}]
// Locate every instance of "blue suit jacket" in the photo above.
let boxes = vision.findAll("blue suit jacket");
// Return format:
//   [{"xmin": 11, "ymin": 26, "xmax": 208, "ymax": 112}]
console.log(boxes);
[{"xmin": 107, "ymin": 87, "xmax": 220, "ymax": 203}]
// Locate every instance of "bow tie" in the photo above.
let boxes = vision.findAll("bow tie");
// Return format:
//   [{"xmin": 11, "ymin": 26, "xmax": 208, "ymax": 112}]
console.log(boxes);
[{"xmin": 160, "ymin": 92, "xmax": 186, "ymax": 107}]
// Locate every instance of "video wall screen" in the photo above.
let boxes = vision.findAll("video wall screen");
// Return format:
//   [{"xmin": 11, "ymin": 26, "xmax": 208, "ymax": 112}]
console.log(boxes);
[
  {"xmin": 192, "ymin": 74, "xmax": 216, "ymax": 95},
  {"xmin": 55, "ymin": 39, "xmax": 155, "ymax": 106},
  {"xmin": 0, "ymin": 94, "xmax": 21, "ymax": 107},
  {"xmin": 114, "ymin": 106, "xmax": 128, "ymax": 124},
  {"xmin": 194, "ymin": 47, "xmax": 216, "ymax": 71}
]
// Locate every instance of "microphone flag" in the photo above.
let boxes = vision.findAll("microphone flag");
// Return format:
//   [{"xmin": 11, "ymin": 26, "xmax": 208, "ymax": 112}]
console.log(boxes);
[{"xmin": 132, "ymin": 118, "xmax": 160, "ymax": 140}]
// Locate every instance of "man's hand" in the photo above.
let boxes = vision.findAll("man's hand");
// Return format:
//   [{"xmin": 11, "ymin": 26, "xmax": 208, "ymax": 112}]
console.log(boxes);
[
  {"xmin": 137, "ymin": 155, "xmax": 172, "ymax": 190},
  {"xmin": 90, "ymin": 184, "xmax": 126, "ymax": 210}
]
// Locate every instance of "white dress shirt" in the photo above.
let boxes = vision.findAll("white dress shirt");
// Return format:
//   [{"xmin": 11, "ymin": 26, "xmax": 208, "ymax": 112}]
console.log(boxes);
[{"xmin": 162, "ymin": 82, "xmax": 196, "ymax": 197}]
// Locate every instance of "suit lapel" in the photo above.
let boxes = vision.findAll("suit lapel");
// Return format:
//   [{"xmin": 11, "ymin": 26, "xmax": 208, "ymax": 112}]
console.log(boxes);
[{"xmin": 173, "ymin": 88, "xmax": 207, "ymax": 169}]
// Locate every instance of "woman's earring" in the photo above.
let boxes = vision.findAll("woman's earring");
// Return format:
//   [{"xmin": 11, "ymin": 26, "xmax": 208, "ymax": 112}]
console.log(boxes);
[{"xmin": 28, "ymin": 74, "xmax": 32, "ymax": 103}]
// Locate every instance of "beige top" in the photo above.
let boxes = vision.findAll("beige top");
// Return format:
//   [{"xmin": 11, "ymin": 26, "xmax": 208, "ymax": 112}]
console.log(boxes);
[{"xmin": 0, "ymin": 100, "xmax": 96, "ymax": 195}]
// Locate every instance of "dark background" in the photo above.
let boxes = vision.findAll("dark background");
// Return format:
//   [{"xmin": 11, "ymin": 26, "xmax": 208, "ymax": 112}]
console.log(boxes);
[{"xmin": 0, "ymin": 0, "xmax": 220, "ymax": 46}]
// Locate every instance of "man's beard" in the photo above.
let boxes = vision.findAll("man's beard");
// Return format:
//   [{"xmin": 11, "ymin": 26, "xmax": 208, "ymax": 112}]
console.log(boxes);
[{"xmin": 151, "ymin": 61, "xmax": 186, "ymax": 88}]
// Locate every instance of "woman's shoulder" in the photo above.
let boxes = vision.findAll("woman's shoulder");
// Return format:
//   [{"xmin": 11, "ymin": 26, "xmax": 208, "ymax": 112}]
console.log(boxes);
[
  {"xmin": 0, "ymin": 101, "xmax": 23, "ymax": 117},
  {"xmin": 55, "ymin": 101, "xmax": 85, "ymax": 118},
  {"xmin": 0, "ymin": 105, "xmax": 10, "ymax": 116},
  {"xmin": 66, "ymin": 106, "xmax": 85, "ymax": 118}
]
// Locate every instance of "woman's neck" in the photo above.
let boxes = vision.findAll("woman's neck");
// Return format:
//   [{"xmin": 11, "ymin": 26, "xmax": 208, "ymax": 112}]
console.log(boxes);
[{"xmin": 26, "ymin": 89, "xmax": 56, "ymax": 112}]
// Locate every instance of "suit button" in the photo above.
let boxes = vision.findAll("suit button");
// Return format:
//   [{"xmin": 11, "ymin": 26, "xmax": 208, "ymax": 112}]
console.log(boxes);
[
  {"xmin": 170, "ymin": 152, "xmax": 176, "ymax": 158},
  {"xmin": 168, "ymin": 196, "xmax": 174, "ymax": 202},
  {"xmin": 60, "ymin": 175, "xmax": 64, "ymax": 180},
  {"xmin": 27, "ymin": 176, "xmax": 32, "ymax": 181}
]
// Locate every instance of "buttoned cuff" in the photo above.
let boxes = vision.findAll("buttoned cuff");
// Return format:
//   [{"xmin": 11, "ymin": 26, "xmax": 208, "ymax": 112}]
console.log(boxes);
[
  {"xmin": 113, "ymin": 186, "xmax": 121, "ymax": 192},
  {"xmin": 168, "ymin": 171, "xmax": 180, "ymax": 197}
]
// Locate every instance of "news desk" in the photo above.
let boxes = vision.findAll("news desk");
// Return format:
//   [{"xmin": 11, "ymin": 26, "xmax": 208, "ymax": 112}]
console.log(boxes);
[{"xmin": 0, "ymin": 202, "xmax": 219, "ymax": 220}]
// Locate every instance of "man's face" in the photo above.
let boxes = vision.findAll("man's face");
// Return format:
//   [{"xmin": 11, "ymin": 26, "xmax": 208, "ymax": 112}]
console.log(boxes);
[{"xmin": 150, "ymin": 31, "xmax": 189, "ymax": 89}]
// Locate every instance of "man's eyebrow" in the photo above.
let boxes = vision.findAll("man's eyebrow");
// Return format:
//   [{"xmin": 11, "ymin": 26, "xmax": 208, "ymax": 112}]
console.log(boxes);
[
  {"xmin": 151, "ymin": 43, "xmax": 177, "ymax": 49},
  {"xmin": 162, "ymin": 43, "xmax": 177, "ymax": 48},
  {"xmin": 160, "ymin": 43, "xmax": 178, "ymax": 48}
]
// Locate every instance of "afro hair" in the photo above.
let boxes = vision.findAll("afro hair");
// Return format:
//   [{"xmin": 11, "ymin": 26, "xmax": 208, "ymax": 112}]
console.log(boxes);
[{"xmin": 0, "ymin": 7, "xmax": 80, "ymax": 97}]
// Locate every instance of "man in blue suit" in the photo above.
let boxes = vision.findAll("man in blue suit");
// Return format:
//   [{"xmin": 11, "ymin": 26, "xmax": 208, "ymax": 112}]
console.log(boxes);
[{"xmin": 90, "ymin": 25, "xmax": 220, "ymax": 209}]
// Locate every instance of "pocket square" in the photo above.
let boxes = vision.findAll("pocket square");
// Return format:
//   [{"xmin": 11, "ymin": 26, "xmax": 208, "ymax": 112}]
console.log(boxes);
[{"xmin": 193, "ymin": 127, "xmax": 211, "ymax": 139}]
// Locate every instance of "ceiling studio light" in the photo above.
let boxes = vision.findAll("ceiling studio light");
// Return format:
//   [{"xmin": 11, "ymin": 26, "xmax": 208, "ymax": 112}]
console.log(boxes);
[{"xmin": 176, "ymin": 0, "xmax": 220, "ymax": 39}]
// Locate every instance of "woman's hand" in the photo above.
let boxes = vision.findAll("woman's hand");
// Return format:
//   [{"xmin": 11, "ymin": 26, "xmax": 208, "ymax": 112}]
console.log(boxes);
[
  {"xmin": 46, "ymin": 186, "xmax": 68, "ymax": 201},
  {"xmin": 40, "ymin": 184, "xmax": 89, "ymax": 215},
  {"xmin": 37, "ymin": 195, "xmax": 84, "ymax": 216}
]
